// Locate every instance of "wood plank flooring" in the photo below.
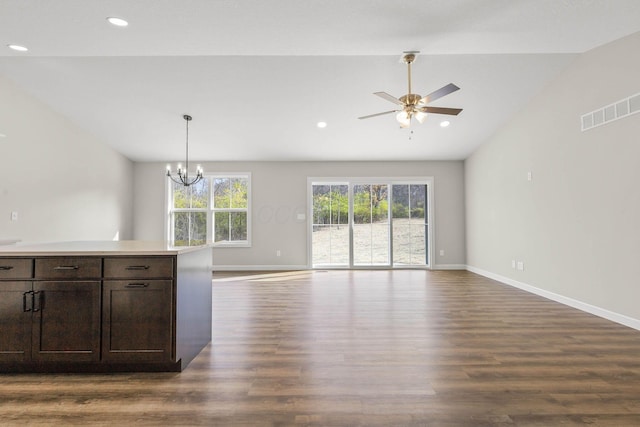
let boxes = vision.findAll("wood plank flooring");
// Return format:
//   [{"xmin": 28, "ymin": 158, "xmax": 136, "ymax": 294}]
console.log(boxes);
[{"xmin": 2, "ymin": 270, "xmax": 640, "ymax": 426}]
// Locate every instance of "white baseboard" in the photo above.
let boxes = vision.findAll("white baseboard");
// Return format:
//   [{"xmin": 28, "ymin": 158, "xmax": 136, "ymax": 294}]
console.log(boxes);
[
  {"xmin": 467, "ymin": 265, "xmax": 640, "ymax": 331},
  {"xmin": 433, "ymin": 264, "xmax": 467, "ymax": 270},
  {"xmin": 213, "ymin": 264, "xmax": 308, "ymax": 271}
]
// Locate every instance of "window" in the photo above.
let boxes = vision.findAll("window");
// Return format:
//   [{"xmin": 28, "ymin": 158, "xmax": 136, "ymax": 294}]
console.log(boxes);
[
  {"xmin": 167, "ymin": 173, "xmax": 250, "ymax": 247},
  {"xmin": 212, "ymin": 176, "xmax": 249, "ymax": 244}
]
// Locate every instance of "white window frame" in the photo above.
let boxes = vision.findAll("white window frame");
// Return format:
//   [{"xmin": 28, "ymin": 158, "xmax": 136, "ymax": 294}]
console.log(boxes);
[{"xmin": 165, "ymin": 172, "xmax": 252, "ymax": 247}]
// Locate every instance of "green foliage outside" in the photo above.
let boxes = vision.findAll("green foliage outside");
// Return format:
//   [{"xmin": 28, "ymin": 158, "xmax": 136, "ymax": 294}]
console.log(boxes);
[
  {"xmin": 214, "ymin": 178, "xmax": 248, "ymax": 209},
  {"xmin": 313, "ymin": 184, "xmax": 426, "ymax": 226},
  {"xmin": 213, "ymin": 178, "xmax": 248, "ymax": 242},
  {"xmin": 174, "ymin": 211, "xmax": 207, "ymax": 246},
  {"xmin": 313, "ymin": 190, "xmax": 349, "ymax": 225},
  {"xmin": 172, "ymin": 178, "xmax": 249, "ymax": 246}
]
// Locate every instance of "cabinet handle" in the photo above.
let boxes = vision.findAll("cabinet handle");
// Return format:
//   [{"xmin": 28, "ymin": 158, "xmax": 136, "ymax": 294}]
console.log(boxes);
[
  {"xmin": 125, "ymin": 283, "xmax": 149, "ymax": 288},
  {"xmin": 23, "ymin": 291, "xmax": 33, "ymax": 312},
  {"xmin": 125, "ymin": 265, "xmax": 150, "ymax": 270},
  {"xmin": 0, "ymin": 266, "xmax": 14, "ymax": 270},
  {"xmin": 54, "ymin": 265, "xmax": 79, "ymax": 270},
  {"xmin": 32, "ymin": 291, "xmax": 43, "ymax": 312}
]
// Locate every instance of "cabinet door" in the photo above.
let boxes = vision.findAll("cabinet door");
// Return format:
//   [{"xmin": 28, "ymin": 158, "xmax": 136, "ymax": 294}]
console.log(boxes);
[
  {"xmin": 0, "ymin": 281, "xmax": 32, "ymax": 362},
  {"xmin": 31, "ymin": 281, "xmax": 101, "ymax": 362},
  {"xmin": 102, "ymin": 280, "xmax": 173, "ymax": 363}
]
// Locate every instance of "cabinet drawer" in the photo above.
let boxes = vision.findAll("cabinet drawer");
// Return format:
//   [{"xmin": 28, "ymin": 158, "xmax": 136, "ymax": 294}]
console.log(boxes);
[
  {"xmin": 0, "ymin": 258, "xmax": 33, "ymax": 279},
  {"xmin": 34, "ymin": 258, "xmax": 102, "ymax": 279},
  {"xmin": 104, "ymin": 257, "xmax": 174, "ymax": 279}
]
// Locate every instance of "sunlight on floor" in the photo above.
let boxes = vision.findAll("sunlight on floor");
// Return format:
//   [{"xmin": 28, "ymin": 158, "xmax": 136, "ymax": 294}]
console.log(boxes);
[{"xmin": 212, "ymin": 270, "xmax": 318, "ymax": 282}]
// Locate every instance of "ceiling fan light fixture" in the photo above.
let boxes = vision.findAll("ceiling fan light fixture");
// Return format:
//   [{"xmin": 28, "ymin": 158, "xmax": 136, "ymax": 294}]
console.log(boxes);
[
  {"xmin": 396, "ymin": 111, "xmax": 411, "ymax": 127},
  {"xmin": 415, "ymin": 110, "xmax": 428, "ymax": 124},
  {"xmin": 440, "ymin": 120, "xmax": 451, "ymax": 127}
]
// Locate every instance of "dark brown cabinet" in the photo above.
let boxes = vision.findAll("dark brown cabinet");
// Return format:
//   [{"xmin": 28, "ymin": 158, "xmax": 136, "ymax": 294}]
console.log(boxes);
[
  {"xmin": 0, "ymin": 244, "xmax": 212, "ymax": 373},
  {"xmin": 0, "ymin": 259, "xmax": 33, "ymax": 362},
  {"xmin": 102, "ymin": 257, "xmax": 175, "ymax": 363},
  {"xmin": 0, "ymin": 258, "xmax": 101, "ymax": 364},
  {"xmin": 31, "ymin": 281, "xmax": 101, "ymax": 362},
  {"xmin": 0, "ymin": 280, "xmax": 32, "ymax": 362},
  {"xmin": 102, "ymin": 280, "xmax": 173, "ymax": 362}
]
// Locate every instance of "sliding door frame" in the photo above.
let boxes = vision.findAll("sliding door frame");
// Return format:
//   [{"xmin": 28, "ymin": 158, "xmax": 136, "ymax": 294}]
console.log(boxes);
[{"xmin": 307, "ymin": 176, "xmax": 434, "ymax": 269}]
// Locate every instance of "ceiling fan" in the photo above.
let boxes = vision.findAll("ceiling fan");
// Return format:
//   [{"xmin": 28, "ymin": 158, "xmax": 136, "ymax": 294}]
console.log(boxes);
[{"xmin": 358, "ymin": 51, "xmax": 463, "ymax": 128}]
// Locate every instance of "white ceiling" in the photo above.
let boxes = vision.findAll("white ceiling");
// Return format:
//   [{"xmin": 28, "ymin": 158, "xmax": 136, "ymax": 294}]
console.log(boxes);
[{"xmin": 1, "ymin": 0, "xmax": 639, "ymax": 162}]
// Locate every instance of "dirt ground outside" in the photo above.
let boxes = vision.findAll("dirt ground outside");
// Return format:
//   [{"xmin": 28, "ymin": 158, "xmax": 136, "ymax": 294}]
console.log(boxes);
[{"xmin": 312, "ymin": 218, "xmax": 427, "ymax": 266}]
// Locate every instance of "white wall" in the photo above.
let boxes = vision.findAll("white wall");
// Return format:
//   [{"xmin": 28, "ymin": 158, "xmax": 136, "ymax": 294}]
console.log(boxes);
[
  {"xmin": 134, "ymin": 161, "xmax": 466, "ymax": 269},
  {"xmin": 465, "ymin": 31, "xmax": 640, "ymax": 323},
  {"xmin": 0, "ymin": 74, "xmax": 133, "ymax": 243}
]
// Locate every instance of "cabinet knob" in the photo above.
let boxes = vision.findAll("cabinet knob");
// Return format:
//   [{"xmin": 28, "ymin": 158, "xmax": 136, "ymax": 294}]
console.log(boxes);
[
  {"xmin": 53, "ymin": 266, "xmax": 79, "ymax": 270},
  {"xmin": 125, "ymin": 266, "xmax": 150, "ymax": 270}
]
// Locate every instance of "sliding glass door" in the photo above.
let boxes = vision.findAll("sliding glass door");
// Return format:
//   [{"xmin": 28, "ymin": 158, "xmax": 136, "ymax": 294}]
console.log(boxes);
[
  {"xmin": 310, "ymin": 179, "xmax": 432, "ymax": 268},
  {"xmin": 311, "ymin": 184, "xmax": 349, "ymax": 266},
  {"xmin": 353, "ymin": 184, "xmax": 389, "ymax": 266},
  {"xmin": 391, "ymin": 184, "xmax": 427, "ymax": 266}
]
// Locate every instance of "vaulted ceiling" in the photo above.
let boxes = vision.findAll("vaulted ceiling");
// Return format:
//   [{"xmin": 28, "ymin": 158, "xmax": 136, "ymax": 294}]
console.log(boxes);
[{"xmin": 1, "ymin": 0, "xmax": 639, "ymax": 161}]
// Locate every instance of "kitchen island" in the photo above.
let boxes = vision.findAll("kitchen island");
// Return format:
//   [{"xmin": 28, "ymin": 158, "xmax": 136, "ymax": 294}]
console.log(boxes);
[{"xmin": 0, "ymin": 241, "xmax": 213, "ymax": 373}]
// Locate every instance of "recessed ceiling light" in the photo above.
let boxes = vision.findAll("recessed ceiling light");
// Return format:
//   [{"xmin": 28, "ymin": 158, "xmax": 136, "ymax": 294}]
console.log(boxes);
[
  {"xmin": 7, "ymin": 44, "xmax": 28, "ymax": 52},
  {"xmin": 440, "ymin": 120, "xmax": 450, "ymax": 128},
  {"xmin": 0, "ymin": 133, "xmax": 6, "ymax": 138},
  {"xmin": 317, "ymin": 122, "xmax": 327, "ymax": 128},
  {"xmin": 107, "ymin": 17, "xmax": 129, "ymax": 27}
]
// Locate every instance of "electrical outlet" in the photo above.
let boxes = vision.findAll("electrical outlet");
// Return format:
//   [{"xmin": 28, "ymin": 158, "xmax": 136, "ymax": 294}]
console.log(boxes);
[
  {"xmin": 439, "ymin": 249, "xmax": 445, "ymax": 256},
  {"xmin": 11, "ymin": 211, "xmax": 18, "ymax": 221},
  {"xmin": 517, "ymin": 261, "xmax": 524, "ymax": 271},
  {"xmin": 276, "ymin": 250, "xmax": 281, "ymax": 257},
  {"xmin": 511, "ymin": 260, "xmax": 516, "ymax": 269}
]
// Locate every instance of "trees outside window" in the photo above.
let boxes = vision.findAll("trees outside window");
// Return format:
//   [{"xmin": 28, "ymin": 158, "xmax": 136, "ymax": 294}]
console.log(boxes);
[{"xmin": 168, "ymin": 174, "xmax": 250, "ymax": 247}]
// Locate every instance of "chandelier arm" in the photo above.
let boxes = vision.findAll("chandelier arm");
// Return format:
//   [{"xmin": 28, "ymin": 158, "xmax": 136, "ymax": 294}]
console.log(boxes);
[{"xmin": 167, "ymin": 172, "xmax": 203, "ymax": 187}]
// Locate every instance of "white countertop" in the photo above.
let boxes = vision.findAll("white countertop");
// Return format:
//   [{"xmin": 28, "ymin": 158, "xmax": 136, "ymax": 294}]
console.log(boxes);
[{"xmin": 0, "ymin": 240, "xmax": 212, "ymax": 256}]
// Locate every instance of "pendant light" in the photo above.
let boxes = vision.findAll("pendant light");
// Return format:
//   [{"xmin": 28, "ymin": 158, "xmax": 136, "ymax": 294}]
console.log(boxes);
[{"xmin": 166, "ymin": 114, "xmax": 203, "ymax": 186}]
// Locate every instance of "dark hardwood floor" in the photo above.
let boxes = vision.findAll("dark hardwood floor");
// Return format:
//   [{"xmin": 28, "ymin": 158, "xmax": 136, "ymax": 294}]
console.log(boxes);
[{"xmin": 2, "ymin": 270, "xmax": 640, "ymax": 426}]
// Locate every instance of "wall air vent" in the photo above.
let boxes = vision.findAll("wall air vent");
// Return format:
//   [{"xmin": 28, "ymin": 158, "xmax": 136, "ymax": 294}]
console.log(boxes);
[{"xmin": 581, "ymin": 92, "xmax": 640, "ymax": 131}]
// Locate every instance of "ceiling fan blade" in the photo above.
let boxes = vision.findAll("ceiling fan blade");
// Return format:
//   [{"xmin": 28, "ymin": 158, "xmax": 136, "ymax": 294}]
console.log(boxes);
[
  {"xmin": 422, "ymin": 106, "xmax": 463, "ymax": 116},
  {"xmin": 374, "ymin": 92, "xmax": 404, "ymax": 106},
  {"xmin": 419, "ymin": 83, "xmax": 460, "ymax": 104},
  {"xmin": 358, "ymin": 110, "xmax": 398, "ymax": 120}
]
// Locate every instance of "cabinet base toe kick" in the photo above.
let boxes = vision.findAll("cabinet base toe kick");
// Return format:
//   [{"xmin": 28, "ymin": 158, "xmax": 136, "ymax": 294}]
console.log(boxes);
[{"xmin": 0, "ymin": 360, "xmax": 184, "ymax": 373}]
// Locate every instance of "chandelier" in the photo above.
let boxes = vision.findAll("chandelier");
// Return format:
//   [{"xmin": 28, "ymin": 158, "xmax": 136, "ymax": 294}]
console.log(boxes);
[{"xmin": 166, "ymin": 114, "xmax": 203, "ymax": 186}]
